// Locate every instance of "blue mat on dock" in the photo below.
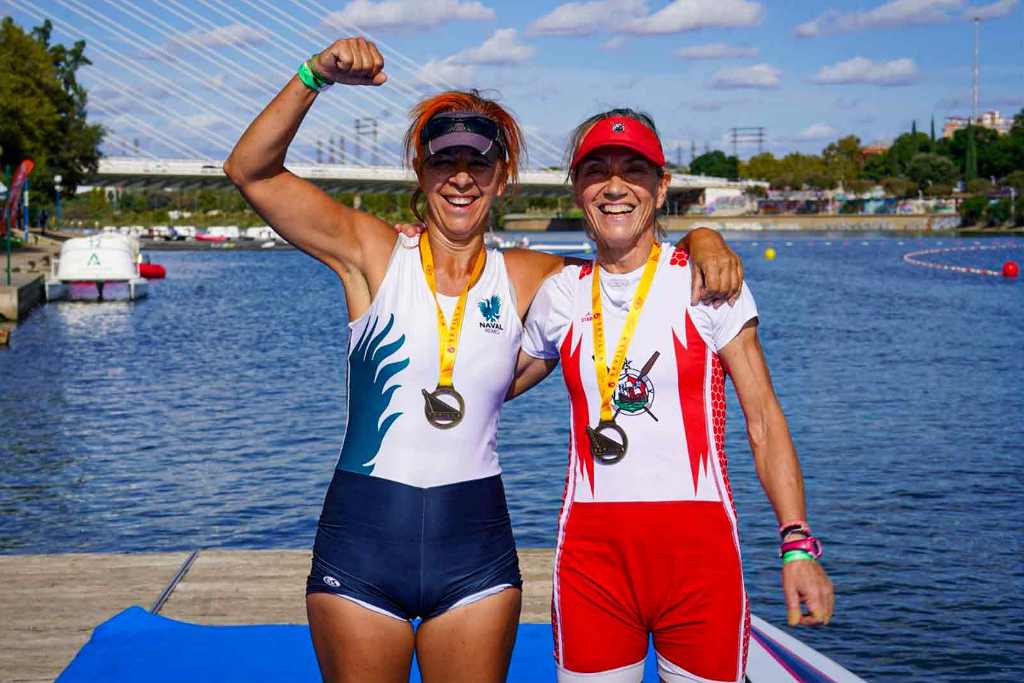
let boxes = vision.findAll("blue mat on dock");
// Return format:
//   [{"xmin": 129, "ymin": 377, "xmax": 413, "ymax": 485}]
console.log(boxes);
[{"xmin": 58, "ymin": 606, "xmax": 661, "ymax": 682}]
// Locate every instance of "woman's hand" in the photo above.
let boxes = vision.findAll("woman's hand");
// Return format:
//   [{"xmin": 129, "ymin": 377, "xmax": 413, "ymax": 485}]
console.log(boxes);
[
  {"xmin": 782, "ymin": 560, "xmax": 834, "ymax": 626},
  {"xmin": 393, "ymin": 222, "xmax": 425, "ymax": 237},
  {"xmin": 314, "ymin": 38, "xmax": 388, "ymax": 86},
  {"xmin": 684, "ymin": 227, "xmax": 744, "ymax": 307}
]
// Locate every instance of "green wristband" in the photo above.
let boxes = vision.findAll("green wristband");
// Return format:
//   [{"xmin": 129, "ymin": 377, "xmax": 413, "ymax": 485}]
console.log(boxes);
[
  {"xmin": 307, "ymin": 54, "xmax": 331, "ymax": 86},
  {"xmin": 298, "ymin": 59, "xmax": 331, "ymax": 93},
  {"xmin": 782, "ymin": 550, "xmax": 816, "ymax": 565}
]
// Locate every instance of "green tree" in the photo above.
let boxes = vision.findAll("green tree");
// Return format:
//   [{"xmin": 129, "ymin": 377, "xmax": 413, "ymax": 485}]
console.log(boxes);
[
  {"xmin": 965, "ymin": 125, "xmax": 979, "ymax": 180},
  {"xmin": 739, "ymin": 152, "xmax": 781, "ymax": 183},
  {"xmin": 0, "ymin": 18, "xmax": 103, "ymax": 198},
  {"xmin": 886, "ymin": 132, "xmax": 932, "ymax": 177},
  {"xmin": 689, "ymin": 150, "xmax": 739, "ymax": 180},
  {"xmin": 959, "ymin": 196, "xmax": 987, "ymax": 226},
  {"xmin": 881, "ymin": 177, "xmax": 917, "ymax": 197},
  {"xmin": 966, "ymin": 178, "xmax": 992, "ymax": 194},
  {"xmin": 862, "ymin": 153, "xmax": 889, "ymax": 181},
  {"xmin": 1004, "ymin": 170, "xmax": 1024, "ymax": 193},
  {"xmin": 846, "ymin": 178, "xmax": 875, "ymax": 195},
  {"xmin": 907, "ymin": 153, "xmax": 958, "ymax": 190},
  {"xmin": 985, "ymin": 198, "xmax": 1011, "ymax": 226},
  {"xmin": 821, "ymin": 135, "xmax": 863, "ymax": 187}
]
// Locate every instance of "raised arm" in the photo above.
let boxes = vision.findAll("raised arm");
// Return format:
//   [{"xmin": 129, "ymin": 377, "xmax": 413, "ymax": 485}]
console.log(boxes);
[
  {"xmin": 718, "ymin": 321, "xmax": 834, "ymax": 627},
  {"xmin": 222, "ymin": 38, "xmax": 396, "ymax": 283}
]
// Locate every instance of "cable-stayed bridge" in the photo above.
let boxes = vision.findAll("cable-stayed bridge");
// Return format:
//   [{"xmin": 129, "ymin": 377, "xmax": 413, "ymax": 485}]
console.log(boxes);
[
  {"xmin": 91, "ymin": 157, "xmax": 752, "ymax": 199},
  {"xmin": 11, "ymin": 1, "xmax": 758, "ymax": 202},
  {"xmin": 12, "ymin": 0, "xmax": 571, "ymax": 168}
]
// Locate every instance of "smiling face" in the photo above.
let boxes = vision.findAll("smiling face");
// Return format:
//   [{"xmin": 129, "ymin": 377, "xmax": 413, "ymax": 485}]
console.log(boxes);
[
  {"xmin": 418, "ymin": 146, "xmax": 506, "ymax": 240},
  {"xmin": 573, "ymin": 146, "xmax": 670, "ymax": 251}
]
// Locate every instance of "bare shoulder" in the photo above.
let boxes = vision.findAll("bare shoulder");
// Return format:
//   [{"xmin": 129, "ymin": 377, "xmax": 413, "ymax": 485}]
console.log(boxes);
[
  {"xmin": 501, "ymin": 248, "xmax": 566, "ymax": 316},
  {"xmin": 503, "ymin": 247, "xmax": 562, "ymax": 269}
]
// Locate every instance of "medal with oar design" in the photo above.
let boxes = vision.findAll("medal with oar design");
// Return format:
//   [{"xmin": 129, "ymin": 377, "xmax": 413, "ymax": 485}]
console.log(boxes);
[
  {"xmin": 587, "ymin": 242, "xmax": 661, "ymax": 464},
  {"xmin": 420, "ymin": 235, "xmax": 486, "ymax": 429}
]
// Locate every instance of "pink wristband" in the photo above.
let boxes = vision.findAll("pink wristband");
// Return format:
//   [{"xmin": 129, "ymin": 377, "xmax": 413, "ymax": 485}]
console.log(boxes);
[
  {"xmin": 779, "ymin": 536, "xmax": 823, "ymax": 560},
  {"xmin": 778, "ymin": 520, "xmax": 811, "ymax": 541}
]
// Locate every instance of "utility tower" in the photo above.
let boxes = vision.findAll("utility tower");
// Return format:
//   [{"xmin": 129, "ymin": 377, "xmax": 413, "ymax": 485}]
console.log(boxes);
[
  {"xmin": 729, "ymin": 127, "xmax": 765, "ymax": 158},
  {"xmin": 354, "ymin": 118, "xmax": 379, "ymax": 165},
  {"xmin": 972, "ymin": 17, "xmax": 980, "ymax": 122}
]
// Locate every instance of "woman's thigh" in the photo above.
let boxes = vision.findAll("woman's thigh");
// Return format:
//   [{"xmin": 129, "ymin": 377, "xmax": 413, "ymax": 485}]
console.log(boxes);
[
  {"xmin": 307, "ymin": 592, "xmax": 415, "ymax": 683},
  {"xmin": 414, "ymin": 587, "xmax": 522, "ymax": 683}
]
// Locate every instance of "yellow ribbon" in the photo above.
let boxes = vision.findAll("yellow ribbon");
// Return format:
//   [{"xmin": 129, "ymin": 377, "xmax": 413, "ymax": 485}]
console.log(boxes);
[
  {"xmin": 591, "ymin": 242, "xmax": 661, "ymax": 423},
  {"xmin": 420, "ymin": 235, "xmax": 487, "ymax": 388}
]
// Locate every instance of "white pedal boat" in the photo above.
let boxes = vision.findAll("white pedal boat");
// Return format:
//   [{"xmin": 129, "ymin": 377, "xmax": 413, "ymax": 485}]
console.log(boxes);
[{"xmin": 45, "ymin": 233, "xmax": 149, "ymax": 301}]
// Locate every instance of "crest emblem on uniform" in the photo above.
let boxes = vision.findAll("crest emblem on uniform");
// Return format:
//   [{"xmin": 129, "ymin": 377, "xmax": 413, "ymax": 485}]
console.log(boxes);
[
  {"xmin": 478, "ymin": 295, "xmax": 504, "ymax": 333},
  {"xmin": 612, "ymin": 122, "xmax": 625, "ymax": 133},
  {"xmin": 612, "ymin": 352, "xmax": 659, "ymax": 422}
]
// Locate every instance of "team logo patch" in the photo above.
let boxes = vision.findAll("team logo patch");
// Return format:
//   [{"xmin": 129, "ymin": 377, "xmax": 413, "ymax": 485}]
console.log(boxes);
[
  {"xmin": 323, "ymin": 575, "xmax": 341, "ymax": 588},
  {"xmin": 612, "ymin": 352, "xmax": 660, "ymax": 422},
  {"xmin": 612, "ymin": 122, "xmax": 625, "ymax": 133},
  {"xmin": 478, "ymin": 295, "xmax": 504, "ymax": 333}
]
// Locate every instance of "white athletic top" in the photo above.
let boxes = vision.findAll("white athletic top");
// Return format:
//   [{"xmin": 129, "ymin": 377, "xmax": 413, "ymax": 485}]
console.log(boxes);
[
  {"xmin": 336, "ymin": 234, "xmax": 522, "ymax": 488},
  {"xmin": 523, "ymin": 243, "xmax": 758, "ymax": 503}
]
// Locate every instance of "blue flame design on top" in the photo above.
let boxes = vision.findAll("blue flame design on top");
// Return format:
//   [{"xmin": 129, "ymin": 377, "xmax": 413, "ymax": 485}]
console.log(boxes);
[
  {"xmin": 478, "ymin": 295, "xmax": 501, "ymax": 323},
  {"xmin": 337, "ymin": 314, "xmax": 409, "ymax": 475}
]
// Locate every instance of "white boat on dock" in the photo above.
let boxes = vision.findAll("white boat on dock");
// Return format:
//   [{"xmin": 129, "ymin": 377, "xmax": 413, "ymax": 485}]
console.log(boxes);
[{"xmin": 45, "ymin": 233, "xmax": 149, "ymax": 302}]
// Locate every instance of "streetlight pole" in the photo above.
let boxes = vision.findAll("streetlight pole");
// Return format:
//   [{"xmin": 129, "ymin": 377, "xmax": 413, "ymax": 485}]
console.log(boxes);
[{"xmin": 54, "ymin": 174, "xmax": 63, "ymax": 235}]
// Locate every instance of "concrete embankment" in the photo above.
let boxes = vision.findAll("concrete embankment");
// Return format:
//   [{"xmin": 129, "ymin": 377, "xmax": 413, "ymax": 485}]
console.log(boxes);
[
  {"xmin": 0, "ymin": 233, "xmax": 61, "ymax": 323},
  {"xmin": 504, "ymin": 213, "xmax": 963, "ymax": 232},
  {"xmin": 0, "ymin": 548, "xmax": 556, "ymax": 683}
]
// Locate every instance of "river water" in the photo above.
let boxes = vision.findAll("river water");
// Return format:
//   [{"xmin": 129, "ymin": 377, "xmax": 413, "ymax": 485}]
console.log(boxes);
[{"xmin": 1, "ymin": 232, "xmax": 1022, "ymax": 681}]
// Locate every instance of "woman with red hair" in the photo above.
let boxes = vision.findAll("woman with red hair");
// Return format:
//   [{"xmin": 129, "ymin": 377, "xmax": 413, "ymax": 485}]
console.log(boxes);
[{"xmin": 225, "ymin": 38, "xmax": 742, "ymax": 683}]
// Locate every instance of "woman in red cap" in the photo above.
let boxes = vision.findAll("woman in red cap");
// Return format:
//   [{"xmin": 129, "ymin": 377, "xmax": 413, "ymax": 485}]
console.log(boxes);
[
  {"xmin": 225, "ymin": 40, "xmax": 744, "ymax": 683},
  {"xmin": 513, "ymin": 109, "xmax": 835, "ymax": 683}
]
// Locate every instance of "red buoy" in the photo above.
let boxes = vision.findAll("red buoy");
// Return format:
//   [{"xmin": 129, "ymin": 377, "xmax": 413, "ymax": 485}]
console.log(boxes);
[
  {"xmin": 1002, "ymin": 261, "xmax": 1019, "ymax": 279},
  {"xmin": 139, "ymin": 262, "xmax": 167, "ymax": 279}
]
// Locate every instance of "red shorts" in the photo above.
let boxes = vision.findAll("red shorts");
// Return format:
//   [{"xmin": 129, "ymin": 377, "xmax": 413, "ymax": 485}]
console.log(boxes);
[{"xmin": 552, "ymin": 501, "xmax": 748, "ymax": 682}]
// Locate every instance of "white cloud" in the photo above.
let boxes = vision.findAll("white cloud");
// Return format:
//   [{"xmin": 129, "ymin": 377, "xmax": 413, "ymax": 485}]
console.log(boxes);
[
  {"xmin": 415, "ymin": 58, "xmax": 477, "ymax": 88},
  {"xmin": 812, "ymin": 57, "xmax": 920, "ymax": 86},
  {"xmin": 964, "ymin": 0, "xmax": 1019, "ymax": 19},
  {"xmin": 454, "ymin": 29, "xmax": 535, "ymax": 65},
  {"xmin": 796, "ymin": 0, "xmax": 963, "ymax": 37},
  {"xmin": 178, "ymin": 23, "xmax": 266, "ymax": 49},
  {"xmin": 602, "ymin": 36, "xmax": 626, "ymax": 50},
  {"xmin": 529, "ymin": 0, "xmax": 647, "ymax": 36},
  {"xmin": 676, "ymin": 43, "xmax": 758, "ymax": 60},
  {"xmin": 624, "ymin": 0, "xmax": 765, "ymax": 34},
  {"xmin": 530, "ymin": 0, "xmax": 761, "ymax": 35},
  {"xmin": 324, "ymin": 0, "xmax": 495, "ymax": 31},
  {"xmin": 796, "ymin": 122, "xmax": 839, "ymax": 140},
  {"xmin": 710, "ymin": 63, "xmax": 781, "ymax": 89}
]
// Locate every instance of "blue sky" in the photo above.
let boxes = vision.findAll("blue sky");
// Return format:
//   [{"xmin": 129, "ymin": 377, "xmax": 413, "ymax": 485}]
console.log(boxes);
[{"xmin": 9, "ymin": 0, "xmax": 1023, "ymax": 168}]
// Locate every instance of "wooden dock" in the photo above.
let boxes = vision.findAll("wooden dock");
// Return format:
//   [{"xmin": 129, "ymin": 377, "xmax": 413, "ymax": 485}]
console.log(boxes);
[{"xmin": 0, "ymin": 548, "xmax": 556, "ymax": 683}]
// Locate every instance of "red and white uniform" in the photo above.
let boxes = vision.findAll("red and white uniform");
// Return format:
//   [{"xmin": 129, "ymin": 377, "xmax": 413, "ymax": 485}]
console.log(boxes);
[{"xmin": 523, "ymin": 244, "xmax": 758, "ymax": 683}]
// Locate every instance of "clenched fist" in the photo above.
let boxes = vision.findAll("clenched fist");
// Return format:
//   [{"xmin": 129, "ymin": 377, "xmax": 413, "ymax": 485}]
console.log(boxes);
[{"xmin": 313, "ymin": 38, "xmax": 387, "ymax": 87}]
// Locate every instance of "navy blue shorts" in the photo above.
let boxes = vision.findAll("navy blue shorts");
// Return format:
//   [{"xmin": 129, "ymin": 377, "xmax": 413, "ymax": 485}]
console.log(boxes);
[{"xmin": 306, "ymin": 470, "xmax": 522, "ymax": 621}]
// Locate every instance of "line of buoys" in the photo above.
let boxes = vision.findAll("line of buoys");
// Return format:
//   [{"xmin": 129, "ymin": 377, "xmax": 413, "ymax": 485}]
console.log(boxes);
[{"xmin": 903, "ymin": 244, "xmax": 1023, "ymax": 278}]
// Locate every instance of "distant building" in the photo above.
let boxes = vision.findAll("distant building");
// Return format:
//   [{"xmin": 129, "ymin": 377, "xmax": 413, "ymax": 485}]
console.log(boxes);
[
  {"xmin": 943, "ymin": 110, "xmax": 1013, "ymax": 138},
  {"xmin": 862, "ymin": 141, "xmax": 891, "ymax": 157}
]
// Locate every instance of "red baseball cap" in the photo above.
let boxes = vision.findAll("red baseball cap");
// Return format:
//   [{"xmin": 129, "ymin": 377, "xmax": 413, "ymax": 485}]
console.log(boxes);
[{"xmin": 570, "ymin": 116, "xmax": 666, "ymax": 171}]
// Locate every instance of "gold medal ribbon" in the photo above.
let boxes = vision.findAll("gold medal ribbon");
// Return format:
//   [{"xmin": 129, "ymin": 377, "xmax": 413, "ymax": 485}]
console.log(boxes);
[
  {"xmin": 420, "ymin": 236, "xmax": 487, "ymax": 388},
  {"xmin": 591, "ymin": 241, "xmax": 661, "ymax": 423}
]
